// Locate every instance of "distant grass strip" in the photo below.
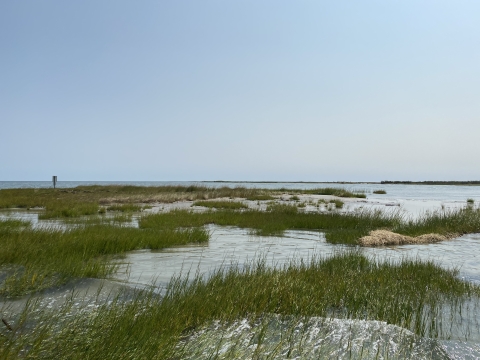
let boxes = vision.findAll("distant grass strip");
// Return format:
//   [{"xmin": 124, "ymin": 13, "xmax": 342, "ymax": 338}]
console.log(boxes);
[
  {"xmin": 106, "ymin": 204, "xmax": 145, "ymax": 212},
  {"xmin": 245, "ymin": 194, "xmax": 275, "ymax": 201},
  {"xmin": 373, "ymin": 190, "xmax": 387, "ymax": 194},
  {"xmin": 0, "ymin": 223, "xmax": 208, "ymax": 296},
  {"xmin": 3, "ymin": 252, "xmax": 479, "ymax": 358},
  {"xmin": 193, "ymin": 200, "xmax": 248, "ymax": 210},
  {"xmin": 0, "ymin": 186, "xmax": 273, "ymax": 211},
  {"xmin": 302, "ymin": 187, "xmax": 366, "ymax": 198}
]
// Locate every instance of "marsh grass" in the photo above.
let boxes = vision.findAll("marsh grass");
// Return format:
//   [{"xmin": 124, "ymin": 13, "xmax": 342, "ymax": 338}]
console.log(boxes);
[
  {"xmin": 0, "ymin": 185, "xmax": 365, "ymax": 220},
  {"xmin": 246, "ymin": 194, "xmax": 275, "ymax": 201},
  {"xmin": 302, "ymin": 188, "xmax": 366, "ymax": 198},
  {"xmin": 140, "ymin": 207, "xmax": 396, "ymax": 240},
  {"xmin": 393, "ymin": 207, "xmax": 480, "ymax": 238},
  {"xmin": 141, "ymin": 206, "xmax": 480, "ymax": 245},
  {"xmin": 2, "ymin": 252, "xmax": 479, "ymax": 359},
  {"xmin": 38, "ymin": 201, "xmax": 100, "ymax": 219},
  {"xmin": 467, "ymin": 198, "xmax": 475, "ymax": 204},
  {"xmin": 0, "ymin": 186, "xmax": 271, "ymax": 209},
  {"xmin": 329, "ymin": 199, "xmax": 344, "ymax": 209},
  {"xmin": 0, "ymin": 223, "xmax": 208, "ymax": 296},
  {"xmin": 373, "ymin": 190, "xmax": 387, "ymax": 194},
  {"xmin": 193, "ymin": 200, "xmax": 248, "ymax": 210},
  {"xmin": 63, "ymin": 214, "xmax": 134, "ymax": 225},
  {"xmin": 106, "ymin": 204, "xmax": 145, "ymax": 212}
]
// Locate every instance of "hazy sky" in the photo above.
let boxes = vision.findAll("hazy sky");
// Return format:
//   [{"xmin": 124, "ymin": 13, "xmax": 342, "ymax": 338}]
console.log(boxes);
[{"xmin": 1, "ymin": 1, "xmax": 479, "ymax": 181}]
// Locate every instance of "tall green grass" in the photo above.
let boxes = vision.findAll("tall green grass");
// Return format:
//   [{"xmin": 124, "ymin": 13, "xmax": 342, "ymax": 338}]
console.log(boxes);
[
  {"xmin": 394, "ymin": 207, "xmax": 480, "ymax": 237},
  {"xmin": 0, "ymin": 223, "xmax": 208, "ymax": 296},
  {"xmin": 140, "ymin": 208, "xmax": 400, "ymax": 239},
  {"xmin": 2, "ymin": 252, "xmax": 478, "ymax": 358},
  {"xmin": 38, "ymin": 201, "xmax": 100, "ymax": 219},
  {"xmin": 140, "ymin": 206, "xmax": 480, "ymax": 244}
]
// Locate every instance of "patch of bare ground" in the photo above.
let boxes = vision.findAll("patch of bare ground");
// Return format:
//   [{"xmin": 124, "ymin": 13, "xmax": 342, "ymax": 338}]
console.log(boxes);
[{"xmin": 358, "ymin": 230, "xmax": 458, "ymax": 246}]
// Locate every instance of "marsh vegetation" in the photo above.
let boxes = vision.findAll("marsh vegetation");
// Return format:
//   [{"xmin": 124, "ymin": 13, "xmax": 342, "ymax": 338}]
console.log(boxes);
[
  {"xmin": 1, "ymin": 252, "xmax": 479, "ymax": 358},
  {"xmin": 1, "ymin": 184, "xmax": 480, "ymax": 358}
]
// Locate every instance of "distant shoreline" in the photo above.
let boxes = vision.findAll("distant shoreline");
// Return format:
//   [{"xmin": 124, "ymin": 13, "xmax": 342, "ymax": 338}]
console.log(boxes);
[
  {"xmin": 208, "ymin": 181, "xmax": 380, "ymax": 184},
  {"xmin": 1, "ymin": 180, "xmax": 480, "ymax": 186},
  {"xmin": 210, "ymin": 180, "xmax": 480, "ymax": 186},
  {"xmin": 380, "ymin": 181, "xmax": 480, "ymax": 186}
]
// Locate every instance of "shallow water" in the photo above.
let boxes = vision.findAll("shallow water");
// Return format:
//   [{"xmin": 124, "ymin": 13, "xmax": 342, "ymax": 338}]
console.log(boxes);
[{"xmin": 113, "ymin": 225, "xmax": 480, "ymax": 288}]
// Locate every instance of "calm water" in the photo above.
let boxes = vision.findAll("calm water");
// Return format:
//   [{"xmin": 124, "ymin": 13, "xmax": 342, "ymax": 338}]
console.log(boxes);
[{"xmin": 114, "ymin": 225, "xmax": 480, "ymax": 290}]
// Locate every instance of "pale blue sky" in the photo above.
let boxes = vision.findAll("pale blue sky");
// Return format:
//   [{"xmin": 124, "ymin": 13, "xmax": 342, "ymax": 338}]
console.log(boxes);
[{"xmin": 1, "ymin": 1, "xmax": 479, "ymax": 181}]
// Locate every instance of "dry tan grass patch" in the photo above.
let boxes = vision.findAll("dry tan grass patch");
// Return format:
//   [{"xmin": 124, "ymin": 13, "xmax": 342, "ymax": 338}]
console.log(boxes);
[{"xmin": 358, "ymin": 230, "xmax": 458, "ymax": 246}]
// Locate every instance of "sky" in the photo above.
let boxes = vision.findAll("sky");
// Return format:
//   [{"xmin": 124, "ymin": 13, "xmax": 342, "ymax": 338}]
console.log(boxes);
[{"xmin": 1, "ymin": 1, "xmax": 479, "ymax": 182}]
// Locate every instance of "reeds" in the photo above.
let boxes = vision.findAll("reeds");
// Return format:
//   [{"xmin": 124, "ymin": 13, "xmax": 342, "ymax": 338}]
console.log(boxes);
[
  {"xmin": 394, "ymin": 207, "xmax": 480, "ymax": 237},
  {"xmin": 1, "ymin": 252, "xmax": 478, "ymax": 358},
  {"xmin": 0, "ymin": 223, "xmax": 208, "ymax": 296}
]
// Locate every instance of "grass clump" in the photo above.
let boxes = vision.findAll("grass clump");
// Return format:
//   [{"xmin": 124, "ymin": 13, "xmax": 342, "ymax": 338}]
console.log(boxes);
[
  {"xmin": 245, "ymin": 194, "xmax": 275, "ymax": 201},
  {"xmin": 2, "ymin": 252, "xmax": 479, "ymax": 358},
  {"xmin": 39, "ymin": 201, "xmax": 100, "ymax": 219},
  {"xmin": 467, "ymin": 198, "xmax": 475, "ymax": 204},
  {"xmin": 329, "ymin": 199, "xmax": 344, "ymax": 209},
  {"xmin": 106, "ymin": 204, "xmax": 145, "ymax": 212},
  {"xmin": 394, "ymin": 207, "xmax": 480, "ymax": 237},
  {"xmin": 193, "ymin": 200, "xmax": 248, "ymax": 210},
  {"xmin": 303, "ymin": 187, "xmax": 366, "ymax": 198},
  {"xmin": 0, "ymin": 219, "xmax": 30, "ymax": 230},
  {"xmin": 373, "ymin": 190, "xmax": 387, "ymax": 194},
  {"xmin": 290, "ymin": 195, "xmax": 300, "ymax": 201},
  {"xmin": 0, "ymin": 222, "xmax": 208, "ymax": 296}
]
